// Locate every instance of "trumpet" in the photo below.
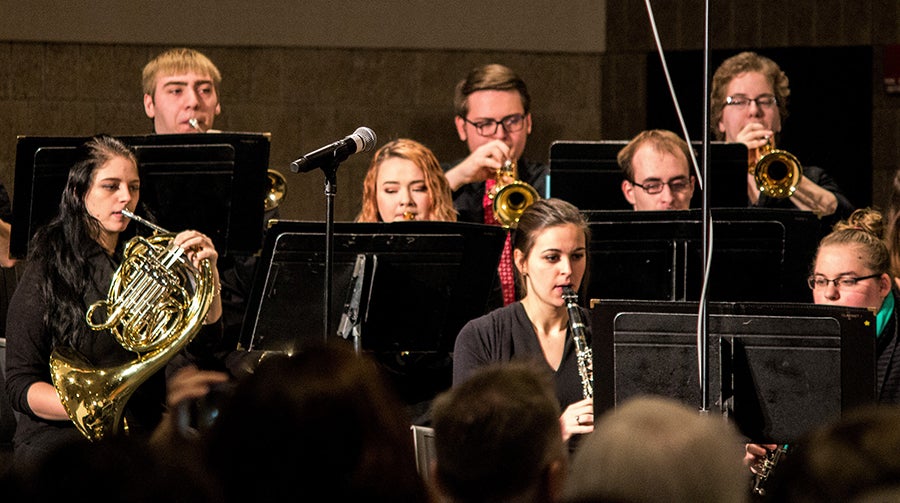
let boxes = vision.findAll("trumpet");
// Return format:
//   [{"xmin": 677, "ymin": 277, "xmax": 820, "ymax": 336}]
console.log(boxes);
[
  {"xmin": 749, "ymin": 137, "xmax": 802, "ymax": 199},
  {"xmin": 488, "ymin": 159, "xmax": 540, "ymax": 228}
]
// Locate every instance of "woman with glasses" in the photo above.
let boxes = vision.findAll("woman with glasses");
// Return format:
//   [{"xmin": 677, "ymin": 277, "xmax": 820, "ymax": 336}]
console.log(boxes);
[
  {"xmin": 744, "ymin": 207, "xmax": 900, "ymax": 474},
  {"xmin": 711, "ymin": 51, "xmax": 853, "ymax": 222},
  {"xmin": 452, "ymin": 198, "xmax": 593, "ymax": 448}
]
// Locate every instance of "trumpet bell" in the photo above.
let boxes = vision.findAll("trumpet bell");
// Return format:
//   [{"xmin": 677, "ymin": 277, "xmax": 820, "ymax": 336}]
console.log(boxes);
[
  {"xmin": 491, "ymin": 181, "xmax": 540, "ymax": 229},
  {"xmin": 753, "ymin": 148, "xmax": 802, "ymax": 199},
  {"xmin": 265, "ymin": 169, "xmax": 287, "ymax": 211}
]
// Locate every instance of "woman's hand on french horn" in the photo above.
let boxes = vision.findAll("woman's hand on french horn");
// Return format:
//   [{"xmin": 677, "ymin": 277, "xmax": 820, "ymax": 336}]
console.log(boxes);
[
  {"xmin": 173, "ymin": 230, "xmax": 222, "ymax": 324},
  {"xmin": 173, "ymin": 230, "xmax": 218, "ymax": 271}
]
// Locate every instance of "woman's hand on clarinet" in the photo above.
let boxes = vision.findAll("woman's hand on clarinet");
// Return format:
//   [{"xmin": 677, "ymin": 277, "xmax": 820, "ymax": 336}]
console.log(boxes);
[
  {"xmin": 560, "ymin": 397, "xmax": 594, "ymax": 442},
  {"xmin": 745, "ymin": 443, "xmax": 778, "ymax": 472}
]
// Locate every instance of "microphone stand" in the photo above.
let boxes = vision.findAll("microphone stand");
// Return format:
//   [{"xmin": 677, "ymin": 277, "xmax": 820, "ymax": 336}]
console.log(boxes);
[{"xmin": 321, "ymin": 159, "xmax": 339, "ymax": 342}]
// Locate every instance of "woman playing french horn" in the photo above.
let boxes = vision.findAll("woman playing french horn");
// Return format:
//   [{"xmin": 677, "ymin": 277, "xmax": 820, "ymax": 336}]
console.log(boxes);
[{"xmin": 4, "ymin": 135, "xmax": 227, "ymax": 472}]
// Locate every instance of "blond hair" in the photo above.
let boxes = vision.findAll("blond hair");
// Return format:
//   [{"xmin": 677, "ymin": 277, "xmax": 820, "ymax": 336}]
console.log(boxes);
[{"xmin": 142, "ymin": 48, "xmax": 221, "ymax": 98}]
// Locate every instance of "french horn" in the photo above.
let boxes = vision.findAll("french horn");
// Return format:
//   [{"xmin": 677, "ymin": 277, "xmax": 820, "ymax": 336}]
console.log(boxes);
[{"xmin": 50, "ymin": 210, "xmax": 215, "ymax": 440}]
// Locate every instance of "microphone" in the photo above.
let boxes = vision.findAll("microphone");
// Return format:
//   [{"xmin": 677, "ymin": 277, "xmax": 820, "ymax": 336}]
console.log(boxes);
[{"xmin": 290, "ymin": 127, "xmax": 377, "ymax": 173}]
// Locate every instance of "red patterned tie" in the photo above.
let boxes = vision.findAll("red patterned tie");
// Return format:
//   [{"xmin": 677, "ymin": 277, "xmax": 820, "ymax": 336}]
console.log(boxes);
[{"xmin": 484, "ymin": 178, "xmax": 516, "ymax": 305}]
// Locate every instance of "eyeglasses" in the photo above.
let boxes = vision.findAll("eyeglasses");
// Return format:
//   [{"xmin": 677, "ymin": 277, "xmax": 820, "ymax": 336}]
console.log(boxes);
[
  {"xmin": 724, "ymin": 94, "xmax": 778, "ymax": 109},
  {"xmin": 460, "ymin": 114, "xmax": 526, "ymax": 136},
  {"xmin": 631, "ymin": 178, "xmax": 692, "ymax": 195},
  {"xmin": 807, "ymin": 273, "xmax": 881, "ymax": 290}
]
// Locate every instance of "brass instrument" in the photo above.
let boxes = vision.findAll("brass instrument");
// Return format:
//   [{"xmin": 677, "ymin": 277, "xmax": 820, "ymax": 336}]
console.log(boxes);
[
  {"xmin": 265, "ymin": 169, "xmax": 286, "ymax": 211},
  {"xmin": 752, "ymin": 443, "xmax": 789, "ymax": 496},
  {"xmin": 562, "ymin": 286, "xmax": 593, "ymax": 399},
  {"xmin": 489, "ymin": 159, "xmax": 540, "ymax": 229},
  {"xmin": 50, "ymin": 209, "xmax": 215, "ymax": 440},
  {"xmin": 189, "ymin": 119, "xmax": 286, "ymax": 211},
  {"xmin": 750, "ymin": 137, "xmax": 802, "ymax": 199},
  {"xmin": 402, "ymin": 211, "xmax": 416, "ymax": 221}
]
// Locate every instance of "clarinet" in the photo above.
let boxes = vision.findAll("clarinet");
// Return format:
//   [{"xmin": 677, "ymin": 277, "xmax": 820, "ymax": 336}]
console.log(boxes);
[
  {"xmin": 562, "ymin": 286, "xmax": 593, "ymax": 398},
  {"xmin": 752, "ymin": 443, "xmax": 789, "ymax": 497}
]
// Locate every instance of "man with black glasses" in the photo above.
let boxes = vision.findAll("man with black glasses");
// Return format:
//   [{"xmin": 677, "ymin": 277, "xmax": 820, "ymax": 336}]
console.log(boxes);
[
  {"xmin": 711, "ymin": 51, "xmax": 853, "ymax": 222},
  {"xmin": 444, "ymin": 64, "xmax": 548, "ymax": 306},
  {"xmin": 618, "ymin": 129, "xmax": 695, "ymax": 211}
]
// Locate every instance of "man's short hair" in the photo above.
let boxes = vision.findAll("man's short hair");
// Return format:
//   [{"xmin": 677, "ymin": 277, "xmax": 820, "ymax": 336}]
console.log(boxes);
[
  {"xmin": 142, "ymin": 47, "xmax": 222, "ymax": 98},
  {"xmin": 617, "ymin": 129, "xmax": 692, "ymax": 181},
  {"xmin": 709, "ymin": 51, "xmax": 790, "ymax": 141},
  {"xmin": 432, "ymin": 362, "xmax": 562, "ymax": 502},
  {"xmin": 453, "ymin": 63, "xmax": 531, "ymax": 118}
]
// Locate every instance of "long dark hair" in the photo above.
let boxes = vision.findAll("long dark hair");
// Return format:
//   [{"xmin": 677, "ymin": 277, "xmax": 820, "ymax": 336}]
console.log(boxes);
[{"xmin": 28, "ymin": 134, "xmax": 137, "ymax": 346}]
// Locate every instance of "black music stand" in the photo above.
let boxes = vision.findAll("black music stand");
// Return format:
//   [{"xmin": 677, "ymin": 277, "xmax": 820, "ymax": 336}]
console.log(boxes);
[
  {"xmin": 548, "ymin": 140, "xmax": 748, "ymax": 210},
  {"xmin": 238, "ymin": 220, "xmax": 506, "ymax": 405},
  {"xmin": 591, "ymin": 299, "xmax": 876, "ymax": 443},
  {"xmin": 11, "ymin": 133, "xmax": 270, "ymax": 258},
  {"xmin": 239, "ymin": 220, "xmax": 506, "ymax": 353},
  {"xmin": 581, "ymin": 208, "xmax": 820, "ymax": 303}
]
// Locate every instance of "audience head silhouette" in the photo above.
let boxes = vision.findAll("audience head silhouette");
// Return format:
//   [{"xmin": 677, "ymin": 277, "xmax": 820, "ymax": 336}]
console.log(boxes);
[
  {"xmin": 431, "ymin": 361, "xmax": 566, "ymax": 503},
  {"xmin": 564, "ymin": 395, "xmax": 747, "ymax": 503},
  {"xmin": 202, "ymin": 341, "xmax": 429, "ymax": 502}
]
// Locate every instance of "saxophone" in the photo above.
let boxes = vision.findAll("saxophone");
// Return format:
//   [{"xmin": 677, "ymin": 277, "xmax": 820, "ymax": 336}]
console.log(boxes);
[
  {"xmin": 562, "ymin": 286, "xmax": 593, "ymax": 398},
  {"xmin": 751, "ymin": 443, "xmax": 789, "ymax": 496}
]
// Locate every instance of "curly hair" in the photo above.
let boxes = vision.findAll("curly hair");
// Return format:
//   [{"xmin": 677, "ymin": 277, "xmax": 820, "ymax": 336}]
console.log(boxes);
[
  {"xmin": 710, "ymin": 51, "xmax": 791, "ymax": 141},
  {"xmin": 29, "ymin": 134, "xmax": 137, "ymax": 347},
  {"xmin": 356, "ymin": 138, "xmax": 457, "ymax": 223},
  {"xmin": 817, "ymin": 207, "xmax": 890, "ymax": 277}
]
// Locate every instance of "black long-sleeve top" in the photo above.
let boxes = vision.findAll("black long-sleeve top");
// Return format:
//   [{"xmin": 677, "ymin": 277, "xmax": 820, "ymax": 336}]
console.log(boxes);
[
  {"xmin": 452, "ymin": 301, "xmax": 590, "ymax": 412},
  {"xmin": 5, "ymin": 246, "xmax": 222, "ymax": 467}
]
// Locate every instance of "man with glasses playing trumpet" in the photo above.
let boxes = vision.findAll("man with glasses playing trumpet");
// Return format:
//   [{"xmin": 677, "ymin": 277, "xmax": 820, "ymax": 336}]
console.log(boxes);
[
  {"xmin": 711, "ymin": 51, "xmax": 854, "ymax": 223},
  {"xmin": 444, "ymin": 64, "xmax": 548, "ymax": 307}
]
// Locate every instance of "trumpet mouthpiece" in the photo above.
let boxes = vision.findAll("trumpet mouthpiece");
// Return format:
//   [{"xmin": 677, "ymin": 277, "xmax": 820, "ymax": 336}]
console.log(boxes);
[{"xmin": 402, "ymin": 212, "xmax": 416, "ymax": 221}]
